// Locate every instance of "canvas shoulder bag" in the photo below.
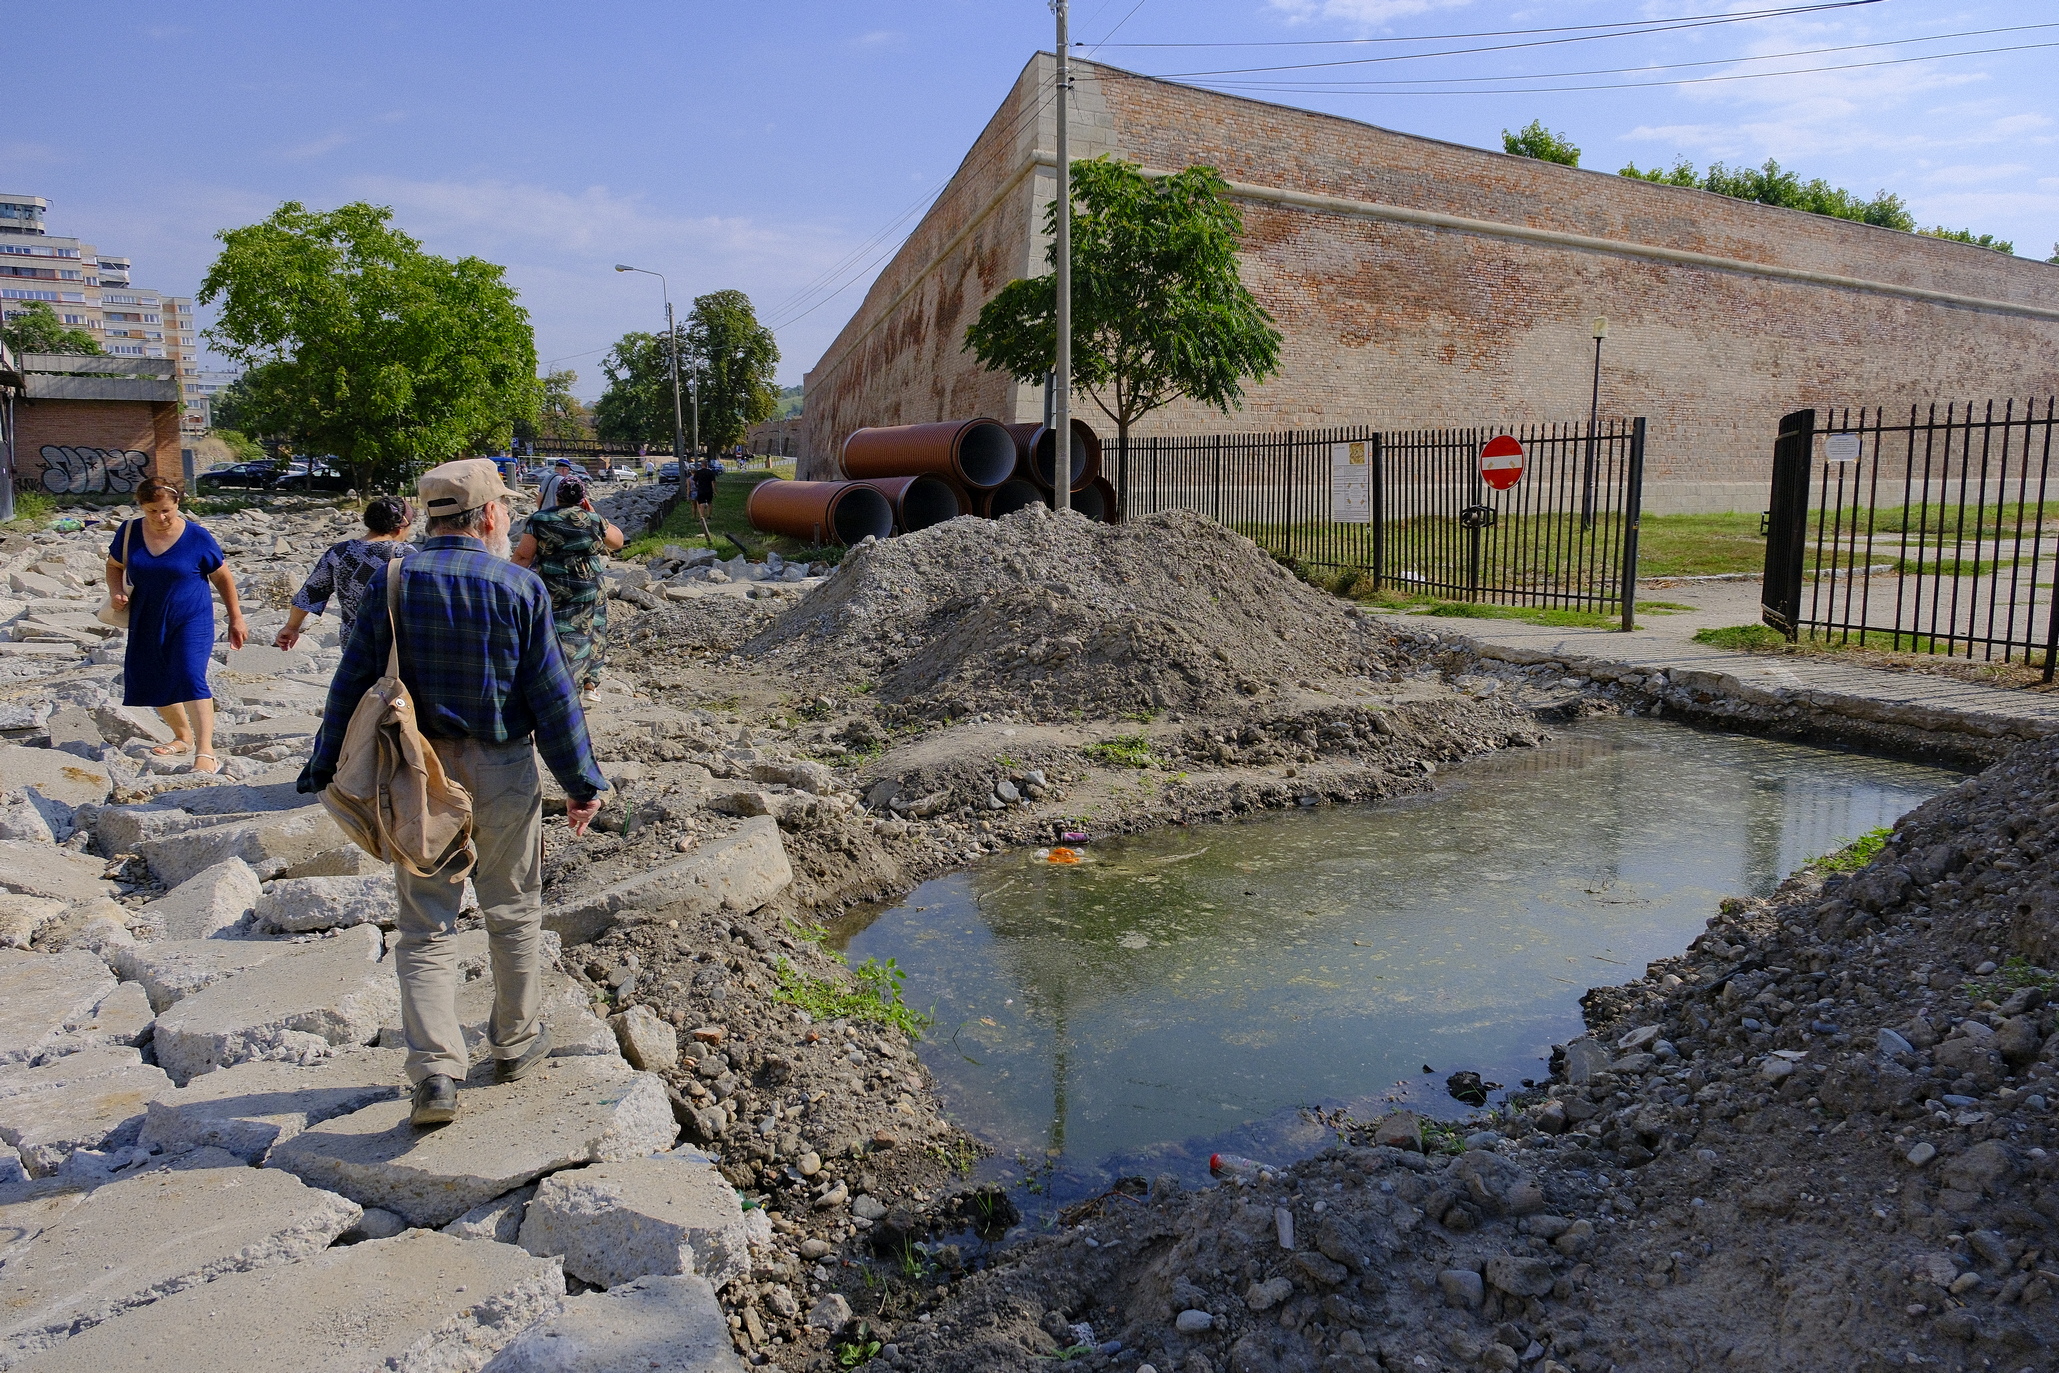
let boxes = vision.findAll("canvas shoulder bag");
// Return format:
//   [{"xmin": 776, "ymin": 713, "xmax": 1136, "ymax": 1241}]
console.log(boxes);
[
  {"xmin": 96, "ymin": 520, "xmax": 133, "ymax": 629},
  {"xmin": 319, "ymin": 565, "xmax": 477, "ymax": 882}
]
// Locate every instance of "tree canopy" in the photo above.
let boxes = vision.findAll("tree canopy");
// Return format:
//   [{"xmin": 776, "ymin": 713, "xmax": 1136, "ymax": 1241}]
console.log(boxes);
[
  {"xmin": 1619, "ymin": 157, "xmax": 1916, "ymax": 231},
  {"xmin": 197, "ymin": 201, "xmax": 538, "ymax": 489},
  {"xmin": 593, "ymin": 330, "xmax": 680, "ymax": 449},
  {"xmin": 1503, "ymin": 120, "xmax": 1581, "ymax": 167},
  {"xmin": 517, "ymin": 368, "xmax": 592, "ymax": 444},
  {"xmin": 964, "ymin": 157, "xmax": 1282, "ymax": 447},
  {"xmin": 684, "ymin": 289, "xmax": 780, "ymax": 453},
  {"xmin": 2, "ymin": 301, "xmax": 101, "ymax": 356}
]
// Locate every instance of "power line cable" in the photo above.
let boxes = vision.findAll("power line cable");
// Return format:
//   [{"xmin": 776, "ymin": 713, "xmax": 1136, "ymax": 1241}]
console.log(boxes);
[
  {"xmin": 1153, "ymin": 38, "xmax": 2059, "ymax": 97},
  {"xmin": 1088, "ymin": 0, "xmax": 1880, "ymax": 48},
  {"xmin": 1157, "ymin": 21, "xmax": 2059, "ymax": 89}
]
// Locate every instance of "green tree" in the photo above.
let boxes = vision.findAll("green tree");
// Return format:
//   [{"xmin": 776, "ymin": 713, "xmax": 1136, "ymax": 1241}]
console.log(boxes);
[
  {"xmin": 207, "ymin": 375, "xmax": 260, "ymax": 436},
  {"xmin": 198, "ymin": 201, "xmax": 539, "ymax": 489},
  {"xmin": 1502, "ymin": 120, "xmax": 1580, "ymax": 167},
  {"xmin": 2, "ymin": 301, "xmax": 101, "ymax": 356},
  {"xmin": 1919, "ymin": 227, "xmax": 2014, "ymax": 254},
  {"xmin": 684, "ymin": 289, "xmax": 780, "ymax": 453},
  {"xmin": 1620, "ymin": 157, "xmax": 1917, "ymax": 230},
  {"xmin": 517, "ymin": 368, "xmax": 592, "ymax": 444},
  {"xmin": 593, "ymin": 330, "xmax": 681, "ymax": 449},
  {"xmin": 964, "ymin": 157, "xmax": 1283, "ymax": 450}
]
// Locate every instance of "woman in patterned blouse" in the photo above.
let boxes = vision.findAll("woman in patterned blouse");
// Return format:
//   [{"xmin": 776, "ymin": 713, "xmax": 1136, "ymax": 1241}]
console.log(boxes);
[{"xmin": 275, "ymin": 495, "xmax": 415, "ymax": 651}]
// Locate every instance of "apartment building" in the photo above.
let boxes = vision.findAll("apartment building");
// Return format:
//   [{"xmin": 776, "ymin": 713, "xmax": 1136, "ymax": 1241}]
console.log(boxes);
[{"xmin": 0, "ymin": 192, "xmax": 206, "ymax": 428}]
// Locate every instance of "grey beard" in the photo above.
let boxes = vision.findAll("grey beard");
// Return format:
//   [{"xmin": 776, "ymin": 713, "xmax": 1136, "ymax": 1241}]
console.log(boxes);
[{"xmin": 484, "ymin": 527, "xmax": 512, "ymax": 560}]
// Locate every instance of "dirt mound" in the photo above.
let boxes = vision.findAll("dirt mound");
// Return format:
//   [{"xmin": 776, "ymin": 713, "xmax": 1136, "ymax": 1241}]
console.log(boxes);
[{"xmin": 745, "ymin": 507, "xmax": 1391, "ymax": 721}]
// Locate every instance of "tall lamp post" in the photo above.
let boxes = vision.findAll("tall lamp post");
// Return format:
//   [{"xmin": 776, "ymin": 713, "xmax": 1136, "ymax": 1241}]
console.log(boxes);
[
  {"xmin": 614, "ymin": 264, "xmax": 687, "ymax": 466},
  {"xmin": 1582, "ymin": 316, "xmax": 1607, "ymax": 529},
  {"xmin": 1050, "ymin": 0, "xmax": 1071, "ymax": 514}
]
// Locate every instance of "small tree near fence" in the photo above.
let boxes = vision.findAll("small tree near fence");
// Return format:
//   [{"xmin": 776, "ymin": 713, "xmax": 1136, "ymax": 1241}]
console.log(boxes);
[{"xmin": 964, "ymin": 157, "xmax": 1282, "ymax": 454}]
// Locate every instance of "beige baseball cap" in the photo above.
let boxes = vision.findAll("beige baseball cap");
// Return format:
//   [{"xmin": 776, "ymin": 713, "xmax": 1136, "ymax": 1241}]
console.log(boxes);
[{"xmin": 417, "ymin": 458, "xmax": 516, "ymax": 517}]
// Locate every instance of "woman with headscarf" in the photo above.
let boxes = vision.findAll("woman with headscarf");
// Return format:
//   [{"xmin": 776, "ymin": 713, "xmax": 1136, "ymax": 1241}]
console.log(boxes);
[
  {"xmin": 513, "ymin": 476, "xmax": 623, "ymax": 704},
  {"xmin": 275, "ymin": 495, "xmax": 415, "ymax": 651},
  {"xmin": 104, "ymin": 476, "xmax": 248, "ymax": 774}
]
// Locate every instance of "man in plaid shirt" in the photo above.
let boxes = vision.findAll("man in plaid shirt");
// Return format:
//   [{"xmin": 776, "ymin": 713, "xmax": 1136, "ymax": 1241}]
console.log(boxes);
[{"xmin": 303, "ymin": 459, "xmax": 608, "ymax": 1127}]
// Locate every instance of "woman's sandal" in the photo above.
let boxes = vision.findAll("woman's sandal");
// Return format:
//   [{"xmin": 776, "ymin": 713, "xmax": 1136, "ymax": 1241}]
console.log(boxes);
[
  {"xmin": 188, "ymin": 753, "xmax": 221, "ymax": 775},
  {"xmin": 152, "ymin": 740, "xmax": 194, "ymax": 757}
]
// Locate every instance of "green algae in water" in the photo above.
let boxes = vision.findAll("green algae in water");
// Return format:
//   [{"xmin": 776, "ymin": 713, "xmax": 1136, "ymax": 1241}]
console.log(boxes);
[{"xmin": 830, "ymin": 718, "xmax": 1959, "ymax": 1178}]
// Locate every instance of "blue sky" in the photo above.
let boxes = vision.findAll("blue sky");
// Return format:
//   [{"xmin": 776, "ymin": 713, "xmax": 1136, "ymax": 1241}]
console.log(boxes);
[{"xmin": 8, "ymin": 1, "xmax": 2053, "ymax": 397}]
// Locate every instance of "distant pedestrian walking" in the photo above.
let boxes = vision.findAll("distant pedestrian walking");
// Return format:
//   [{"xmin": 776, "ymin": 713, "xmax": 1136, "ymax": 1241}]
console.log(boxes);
[
  {"xmin": 105, "ymin": 477, "xmax": 248, "ymax": 775},
  {"xmin": 690, "ymin": 457, "xmax": 719, "ymax": 525},
  {"xmin": 514, "ymin": 476, "xmax": 624, "ymax": 704},
  {"xmin": 275, "ymin": 495, "xmax": 414, "ymax": 651},
  {"xmin": 303, "ymin": 459, "xmax": 606, "ymax": 1129}
]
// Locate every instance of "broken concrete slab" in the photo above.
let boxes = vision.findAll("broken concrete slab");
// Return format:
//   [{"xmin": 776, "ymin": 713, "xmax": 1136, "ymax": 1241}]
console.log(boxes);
[
  {"xmin": 267, "ymin": 1054, "xmax": 675, "ymax": 1227},
  {"xmin": 142, "ymin": 779, "xmax": 310, "ymax": 815},
  {"xmin": 136, "ymin": 857, "xmax": 263, "ymax": 941},
  {"xmin": 89, "ymin": 703, "xmax": 174, "ymax": 747},
  {"xmin": 12, "ymin": 1228, "xmax": 563, "ymax": 1373},
  {"xmin": 278, "ymin": 844, "xmax": 387, "ymax": 878},
  {"xmin": 139, "ymin": 1046, "xmax": 406, "ymax": 1162},
  {"xmin": 81, "ymin": 804, "xmax": 262, "ymax": 855},
  {"xmin": 481, "ymin": 1273, "xmax": 745, "ymax": 1373},
  {"xmin": 255, "ymin": 873, "xmax": 396, "ymax": 934},
  {"xmin": 0, "ymin": 841, "xmax": 116, "ymax": 904},
  {"xmin": 441, "ymin": 1183, "xmax": 537, "ymax": 1245},
  {"xmin": 517, "ymin": 1148, "xmax": 747, "ymax": 1290},
  {"xmin": 150, "ymin": 924, "xmax": 397, "ymax": 1084},
  {"xmin": 0, "ymin": 743, "xmax": 109, "ymax": 807},
  {"xmin": 542, "ymin": 816, "xmax": 791, "ymax": 945},
  {"xmin": 0, "ymin": 895, "xmax": 65, "ymax": 951},
  {"xmin": 609, "ymin": 1005, "xmax": 678, "ymax": 1072},
  {"xmin": 0, "ymin": 1047, "xmax": 174, "ymax": 1176},
  {"xmin": 0, "ymin": 1147, "xmax": 362, "ymax": 1362},
  {"xmin": 65, "ymin": 981, "xmax": 153, "ymax": 1051},
  {"xmin": 135, "ymin": 807, "xmax": 346, "ymax": 887},
  {"xmin": 109, "ymin": 936, "xmax": 297, "ymax": 1013},
  {"xmin": 0, "ymin": 949, "xmax": 117, "ymax": 1065}
]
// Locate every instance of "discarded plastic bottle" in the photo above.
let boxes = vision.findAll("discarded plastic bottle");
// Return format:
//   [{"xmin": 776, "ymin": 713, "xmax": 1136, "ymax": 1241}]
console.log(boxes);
[
  {"xmin": 1210, "ymin": 1152, "xmax": 1266, "ymax": 1178},
  {"xmin": 1059, "ymin": 831, "xmax": 1091, "ymax": 845}
]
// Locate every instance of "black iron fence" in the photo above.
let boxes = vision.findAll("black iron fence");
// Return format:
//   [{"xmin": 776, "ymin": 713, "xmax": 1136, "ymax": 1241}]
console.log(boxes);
[
  {"xmin": 522, "ymin": 437, "xmax": 651, "ymax": 459},
  {"xmin": 1760, "ymin": 400, "xmax": 2059, "ymax": 679},
  {"xmin": 1115, "ymin": 418, "xmax": 1647, "ymax": 626}
]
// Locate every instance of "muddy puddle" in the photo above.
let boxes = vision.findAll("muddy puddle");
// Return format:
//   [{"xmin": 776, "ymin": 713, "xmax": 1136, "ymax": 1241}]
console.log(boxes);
[{"xmin": 829, "ymin": 718, "xmax": 1959, "ymax": 1212}]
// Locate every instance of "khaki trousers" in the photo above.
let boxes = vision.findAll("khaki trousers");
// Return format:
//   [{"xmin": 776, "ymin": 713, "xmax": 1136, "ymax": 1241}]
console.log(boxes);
[{"xmin": 393, "ymin": 736, "xmax": 544, "ymax": 1085}]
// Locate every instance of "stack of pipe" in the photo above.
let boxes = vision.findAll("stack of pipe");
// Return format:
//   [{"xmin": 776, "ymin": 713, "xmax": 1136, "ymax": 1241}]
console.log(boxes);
[
  {"xmin": 746, "ymin": 418, "xmax": 1014, "ymax": 545},
  {"xmin": 744, "ymin": 415, "xmax": 1119, "ymax": 544}
]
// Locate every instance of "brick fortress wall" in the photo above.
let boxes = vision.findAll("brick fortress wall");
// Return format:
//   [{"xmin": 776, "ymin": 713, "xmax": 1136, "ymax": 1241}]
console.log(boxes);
[{"xmin": 802, "ymin": 57, "xmax": 2059, "ymax": 511}]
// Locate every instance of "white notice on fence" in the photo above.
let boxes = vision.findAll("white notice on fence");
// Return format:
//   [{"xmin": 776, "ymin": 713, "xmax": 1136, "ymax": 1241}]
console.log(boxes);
[
  {"xmin": 1331, "ymin": 442, "xmax": 1371, "ymax": 524},
  {"xmin": 1825, "ymin": 432, "xmax": 1862, "ymax": 462}
]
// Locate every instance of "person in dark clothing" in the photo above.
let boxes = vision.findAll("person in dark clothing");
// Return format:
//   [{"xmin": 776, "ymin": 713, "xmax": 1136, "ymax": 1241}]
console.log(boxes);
[
  {"xmin": 690, "ymin": 458, "xmax": 719, "ymax": 523},
  {"xmin": 276, "ymin": 495, "xmax": 414, "ymax": 650}
]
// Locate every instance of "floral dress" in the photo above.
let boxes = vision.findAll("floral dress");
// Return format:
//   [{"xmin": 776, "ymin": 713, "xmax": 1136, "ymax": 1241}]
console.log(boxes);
[{"xmin": 524, "ymin": 506, "xmax": 608, "ymax": 687}]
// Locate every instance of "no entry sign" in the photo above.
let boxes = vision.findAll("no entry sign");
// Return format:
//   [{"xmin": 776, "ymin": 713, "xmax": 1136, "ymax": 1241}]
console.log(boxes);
[{"xmin": 1479, "ymin": 434, "xmax": 1525, "ymax": 491}]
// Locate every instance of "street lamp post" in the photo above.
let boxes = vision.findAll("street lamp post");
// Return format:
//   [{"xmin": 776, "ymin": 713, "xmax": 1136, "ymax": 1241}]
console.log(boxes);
[
  {"xmin": 1582, "ymin": 316, "xmax": 1607, "ymax": 530},
  {"xmin": 614, "ymin": 265, "xmax": 686, "ymax": 466},
  {"xmin": 1050, "ymin": 0, "xmax": 1072, "ymax": 515}
]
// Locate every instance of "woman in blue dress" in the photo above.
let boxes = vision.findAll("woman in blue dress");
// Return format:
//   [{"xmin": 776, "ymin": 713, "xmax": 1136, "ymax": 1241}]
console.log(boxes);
[{"xmin": 104, "ymin": 476, "xmax": 249, "ymax": 774}]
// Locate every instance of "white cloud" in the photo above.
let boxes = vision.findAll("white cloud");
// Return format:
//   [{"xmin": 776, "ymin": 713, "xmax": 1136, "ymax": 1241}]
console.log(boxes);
[
  {"xmin": 1267, "ymin": 0, "xmax": 1475, "ymax": 26},
  {"xmin": 283, "ymin": 132, "xmax": 355, "ymax": 161},
  {"xmin": 349, "ymin": 177, "xmax": 878, "ymax": 394}
]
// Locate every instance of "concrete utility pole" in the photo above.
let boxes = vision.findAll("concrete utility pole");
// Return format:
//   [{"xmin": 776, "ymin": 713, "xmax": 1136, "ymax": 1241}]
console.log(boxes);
[{"xmin": 1051, "ymin": 0, "xmax": 1072, "ymax": 514}]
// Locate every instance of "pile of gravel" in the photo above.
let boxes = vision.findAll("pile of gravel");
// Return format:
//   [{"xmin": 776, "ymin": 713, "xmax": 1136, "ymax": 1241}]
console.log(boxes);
[{"xmin": 745, "ymin": 506, "xmax": 1392, "ymax": 722}]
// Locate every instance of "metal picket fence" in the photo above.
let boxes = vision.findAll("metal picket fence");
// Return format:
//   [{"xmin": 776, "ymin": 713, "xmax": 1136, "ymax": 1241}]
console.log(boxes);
[
  {"xmin": 1760, "ymin": 400, "xmax": 2059, "ymax": 678},
  {"xmin": 1115, "ymin": 418, "xmax": 1647, "ymax": 626}
]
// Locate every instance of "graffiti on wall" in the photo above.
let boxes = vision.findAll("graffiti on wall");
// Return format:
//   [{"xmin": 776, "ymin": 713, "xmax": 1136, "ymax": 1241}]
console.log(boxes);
[{"xmin": 38, "ymin": 446, "xmax": 151, "ymax": 495}]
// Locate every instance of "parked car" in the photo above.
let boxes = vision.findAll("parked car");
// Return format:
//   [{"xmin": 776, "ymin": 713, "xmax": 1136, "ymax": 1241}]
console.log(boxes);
[
  {"xmin": 267, "ymin": 458, "xmax": 350, "ymax": 493},
  {"xmin": 657, "ymin": 462, "xmax": 682, "ymax": 483},
  {"xmin": 600, "ymin": 463, "xmax": 638, "ymax": 482},
  {"xmin": 196, "ymin": 461, "xmax": 280, "ymax": 491}
]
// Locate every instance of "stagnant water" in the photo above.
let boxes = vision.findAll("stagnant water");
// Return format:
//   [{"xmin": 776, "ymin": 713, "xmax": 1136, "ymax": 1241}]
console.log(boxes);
[{"xmin": 830, "ymin": 718, "xmax": 1960, "ymax": 1198}]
